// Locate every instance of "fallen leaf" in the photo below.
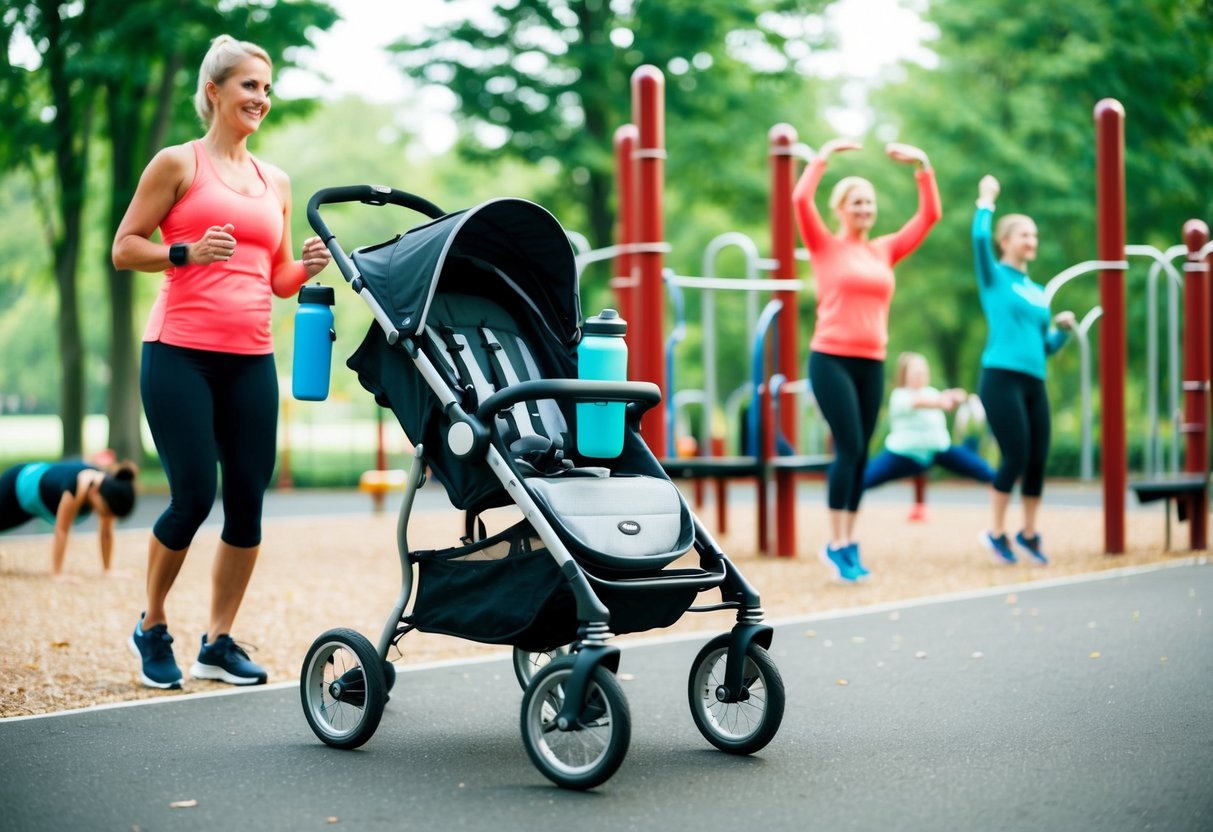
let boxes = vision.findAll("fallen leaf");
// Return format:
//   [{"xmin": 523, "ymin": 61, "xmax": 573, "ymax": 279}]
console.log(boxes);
[
  {"xmin": 804, "ymin": 629, "xmax": 816, "ymax": 638},
  {"xmin": 1160, "ymin": 656, "xmax": 1168, "ymax": 663},
  {"xmin": 836, "ymin": 679, "xmax": 848, "ymax": 686},
  {"xmin": 1089, "ymin": 651, "xmax": 1101, "ymax": 659},
  {"xmin": 326, "ymin": 818, "xmax": 339, "ymax": 825},
  {"xmin": 51, "ymin": 641, "xmax": 69, "ymax": 649},
  {"xmin": 169, "ymin": 800, "xmax": 198, "ymax": 809},
  {"xmin": 914, "ymin": 651, "xmax": 928, "ymax": 659},
  {"xmin": 971, "ymin": 652, "xmax": 984, "ymax": 659},
  {"xmin": 850, "ymin": 636, "xmax": 866, "ymax": 644},
  {"xmin": 1005, "ymin": 594, "xmax": 1018, "ymax": 604}
]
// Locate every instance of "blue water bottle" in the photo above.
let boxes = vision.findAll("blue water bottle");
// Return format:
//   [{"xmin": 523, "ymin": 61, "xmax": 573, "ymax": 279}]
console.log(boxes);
[
  {"xmin": 577, "ymin": 309, "xmax": 628, "ymax": 458},
  {"xmin": 292, "ymin": 284, "xmax": 336, "ymax": 401}
]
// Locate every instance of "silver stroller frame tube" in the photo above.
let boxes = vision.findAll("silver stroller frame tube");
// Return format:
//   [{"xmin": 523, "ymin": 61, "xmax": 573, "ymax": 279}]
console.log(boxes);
[{"xmin": 376, "ymin": 444, "xmax": 425, "ymax": 660}]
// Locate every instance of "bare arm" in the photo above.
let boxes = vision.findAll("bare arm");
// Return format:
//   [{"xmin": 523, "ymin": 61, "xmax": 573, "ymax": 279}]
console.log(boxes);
[
  {"xmin": 264, "ymin": 162, "xmax": 330, "ymax": 298},
  {"xmin": 112, "ymin": 145, "xmax": 239, "ymax": 272}
]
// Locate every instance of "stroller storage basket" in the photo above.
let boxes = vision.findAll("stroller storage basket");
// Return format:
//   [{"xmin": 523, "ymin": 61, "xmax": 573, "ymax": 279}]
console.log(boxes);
[{"xmin": 409, "ymin": 521, "xmax": 578, "ymax": 651}]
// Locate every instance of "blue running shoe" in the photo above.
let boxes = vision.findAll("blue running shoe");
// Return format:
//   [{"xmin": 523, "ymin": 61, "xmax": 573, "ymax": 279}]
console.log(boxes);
[
  {"xmin": 190, "ymin": 634, "xmax": 267, "ymax": 685},
  {"xmin": 848, "ymin": 543, "xmax": 870, "ymax": 580},
  {"xmin": 128, "ymin": 614, "xmax": 183, "ymax": 690},
  {"xmin": 1015, "ymin": 531, "xmax": 1049, "ymax": 566},
  {"xmin": 819, "ymin": 543, "xmax": 858, "ymax": 583},
  {"xmin": 980, "ymin": 531, "xmax": 1017, "ymax": 565}
]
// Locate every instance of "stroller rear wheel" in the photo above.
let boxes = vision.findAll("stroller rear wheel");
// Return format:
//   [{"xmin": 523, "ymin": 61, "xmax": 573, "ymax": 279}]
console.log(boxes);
[
  {"xmin": 688, "ymin": 634, "xmax": 785, "ymax": 755},
  {"xmin": 511, "ymin": 645, "xmax": 571, "ymax": 689},
  {"xmin": 520, "ymin": 655, "xmax": 631, "ymax": 790},
  {"xmin": 300, "ymin": 628, "xmax": 387, "ymax": 750}
]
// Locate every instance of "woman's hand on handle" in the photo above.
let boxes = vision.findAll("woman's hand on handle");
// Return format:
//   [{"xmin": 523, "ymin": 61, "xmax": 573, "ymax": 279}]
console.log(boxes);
[
  {"xmin": 885, "ymin": 142, "xmax": 930, "ymax": 169},
  {"xmin": 978, "ymin": 175, "xmax": 1000, "ymax": 204},
  {"xmin": 301, "ymin": 236, "xmax": 331, "ymax": 278}
]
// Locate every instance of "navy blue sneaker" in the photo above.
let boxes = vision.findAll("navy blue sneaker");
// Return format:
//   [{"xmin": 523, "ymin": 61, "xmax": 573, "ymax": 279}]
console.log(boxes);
[
  {"xmin": 128, "ymin": 614, "xmax": 183, "ymax": 690},
  {"xmin": 980, "ymin": 532, "xmax": 1017, "ymax": 565},
  {"xmin": 190, "ymin": 634, "xmax": 267, "ymax": 685},
  {"xmin": 1015, "ymin": 531, "xmax": 1049, "ymax": 566},
  {"xmin": 848, "ymin": 543, "xmax": 870, "ymax": 580},
  {"xmin": 820, "ymin": 543, "xmax": 858, "ymax": 583}
]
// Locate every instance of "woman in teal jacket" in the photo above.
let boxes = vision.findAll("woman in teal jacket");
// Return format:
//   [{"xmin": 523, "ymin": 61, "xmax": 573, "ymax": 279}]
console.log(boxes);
[{"xmin": 973, "ymin": 175, "xmax": 1075, "ymax": 566}]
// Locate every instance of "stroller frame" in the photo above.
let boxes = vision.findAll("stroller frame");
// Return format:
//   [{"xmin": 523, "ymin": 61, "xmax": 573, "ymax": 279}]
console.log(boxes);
[{"xmin": 298, "ymin": 186, "xmax": 785, "ymax": 790}]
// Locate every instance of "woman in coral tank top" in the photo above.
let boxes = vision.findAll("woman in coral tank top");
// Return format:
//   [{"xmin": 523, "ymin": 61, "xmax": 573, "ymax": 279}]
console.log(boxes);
[
  {"xmin": 794, "ymin": 138, "xmax": 942, "ymax": 583},
  {"xmin": 112, "ymin": 35, "xmax": 331, "ymax": 690}
]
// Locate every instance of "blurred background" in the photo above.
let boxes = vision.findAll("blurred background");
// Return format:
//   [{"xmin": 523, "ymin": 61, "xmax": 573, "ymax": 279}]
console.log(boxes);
[{"xmin": 1, "ymin": 0, "xmax": 1210, "ymax": 488}]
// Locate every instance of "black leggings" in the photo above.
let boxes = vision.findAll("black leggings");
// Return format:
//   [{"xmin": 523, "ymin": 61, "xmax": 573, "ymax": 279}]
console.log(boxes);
[
  {"xmin": 142, "ymin": 342, "xmax": 278, "ymax": 550},
  {"xmin": 979, "ymin": 367, "xmax": 1050, "ymax": 497},
  {"xmin": 809, "ymin": 351, "xmax": 885, "ymax": 512}
]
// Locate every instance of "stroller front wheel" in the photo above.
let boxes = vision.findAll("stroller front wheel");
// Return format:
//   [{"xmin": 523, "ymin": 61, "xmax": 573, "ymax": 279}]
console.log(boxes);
[
  {"xmin": 520, "ymin": 655, "xmax": 631, "ymax": 790},
  {"xmin": 300, "ymin": 628, "xmax": 388, "ymax": 750},
  {"xmin": 688, "ymin": 634, "xmax": 785, "ymax": 755}
]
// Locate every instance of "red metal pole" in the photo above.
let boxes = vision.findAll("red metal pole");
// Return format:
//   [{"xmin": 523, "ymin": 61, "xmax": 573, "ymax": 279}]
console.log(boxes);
[
  {"xmin": 1183, "ymin": 220, "xmax": 1210, "ymax": 549},
  {"xmin": 770, "ymin": 124, "xmax": 800, "ymax": 557},
  {"xmin": 1095, "ymin": 99, "xmax": 1126, "ymax": 554},
  {"xmin": 612, "ymin": 124, "xmax": 640, "ymax": 381},
  {"xmin": 632, "ymin": 65, "xmax": 667, "ymax": 457}
]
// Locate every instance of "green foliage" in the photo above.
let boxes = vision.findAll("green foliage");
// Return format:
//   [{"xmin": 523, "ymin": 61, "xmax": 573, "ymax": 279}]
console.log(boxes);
[{"xmin": 393, "ymin": 0, "xmax": 835, "ymax": 249}]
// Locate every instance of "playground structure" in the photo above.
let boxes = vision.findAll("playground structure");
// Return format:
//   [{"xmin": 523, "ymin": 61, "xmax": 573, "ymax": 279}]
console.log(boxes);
[{"xmin": 579, "ymin": 69, "xmax": 1211, "ymax": 557}]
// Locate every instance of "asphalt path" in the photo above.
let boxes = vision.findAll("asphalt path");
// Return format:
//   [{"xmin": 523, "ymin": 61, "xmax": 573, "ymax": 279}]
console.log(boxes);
[{"xmin": 2, "ymin": 562, "xmax": 1209, "ymax": 831}]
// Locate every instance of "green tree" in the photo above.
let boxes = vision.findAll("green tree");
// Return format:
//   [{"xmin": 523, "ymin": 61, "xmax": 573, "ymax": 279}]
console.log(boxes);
[{"xmin": 392, "ymin": 0, "xmax": 834, "ymax": 251}]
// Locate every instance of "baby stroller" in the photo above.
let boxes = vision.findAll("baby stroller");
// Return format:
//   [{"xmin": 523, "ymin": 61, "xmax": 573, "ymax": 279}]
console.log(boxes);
[{"xmin": 299, "ymin": 186, "xmax": 785, "ymax": 790}]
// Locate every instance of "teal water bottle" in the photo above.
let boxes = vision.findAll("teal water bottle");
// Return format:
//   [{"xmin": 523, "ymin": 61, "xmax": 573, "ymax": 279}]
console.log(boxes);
[
  {"xmin": 577, "ymin": 309, "xmax": 628, "ymax": 458},
  {"xmin": 292, "ymin": 284, "xmax": 335, "ymax": 401}
]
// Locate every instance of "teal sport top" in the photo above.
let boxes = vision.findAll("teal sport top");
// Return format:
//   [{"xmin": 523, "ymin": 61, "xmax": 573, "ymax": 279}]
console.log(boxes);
[{"xmin": 972, "ymin": 206, "xmax": 1069, "ymax": 379}]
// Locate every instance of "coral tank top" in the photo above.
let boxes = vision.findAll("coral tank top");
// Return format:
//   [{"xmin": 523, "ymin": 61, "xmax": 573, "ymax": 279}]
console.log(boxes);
[{"xmin": 143, "ymin": 141, "xmax": 284, "ymax": 354}]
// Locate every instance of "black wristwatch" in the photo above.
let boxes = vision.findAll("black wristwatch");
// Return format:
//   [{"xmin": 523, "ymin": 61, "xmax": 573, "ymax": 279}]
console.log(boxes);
[{"xmin": 168, "ymin": 243, "xmax": 189, "ymax": 266}]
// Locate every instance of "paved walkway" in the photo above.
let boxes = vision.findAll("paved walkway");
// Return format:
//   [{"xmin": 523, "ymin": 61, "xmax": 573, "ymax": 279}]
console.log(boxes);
[{"xmin": 2, "ymin": 561, "xmax": 1209, "ymax": 831}]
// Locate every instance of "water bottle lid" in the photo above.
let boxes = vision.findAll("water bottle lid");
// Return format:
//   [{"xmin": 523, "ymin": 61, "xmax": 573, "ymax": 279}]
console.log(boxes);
[
  {"xmin": 583, "ymin": 308, "xmax": 627, "ymax": 336},
  {"xmin": 298, "ymin": 284, "xmax": 335, "ymax": 306}
]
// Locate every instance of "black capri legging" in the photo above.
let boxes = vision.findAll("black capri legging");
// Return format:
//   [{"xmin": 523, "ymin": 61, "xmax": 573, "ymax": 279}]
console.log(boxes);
[
  {"xmin": 809, "ymin": 351, "xmax": 885, "ymax": 512},
  {"xmin": 141, "ymin": 342, "xmax": 278, "ymax": 550},
  {"xmin": 979, "ymin": 367, "xmax": 1050, "ymax": 497}
]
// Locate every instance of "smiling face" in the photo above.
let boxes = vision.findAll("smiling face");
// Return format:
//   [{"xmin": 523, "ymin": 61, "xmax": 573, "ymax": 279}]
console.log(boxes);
[
  {"xmin": 830, "ymin": 177, "xmax": 878, "ymax": 236},
  {"xmin": 996, "ymin": 214, "xmax": 1038, "ymax": 265},
  {"xmin": 208, "ymin": 56, "xmax": 272, "ymax": 135}
]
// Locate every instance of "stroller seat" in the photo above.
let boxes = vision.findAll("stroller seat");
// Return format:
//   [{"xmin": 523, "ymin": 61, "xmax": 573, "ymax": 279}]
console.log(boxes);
[{"xmin": 423, "ymin": 288, "xmax": 693, "ymax": 572}]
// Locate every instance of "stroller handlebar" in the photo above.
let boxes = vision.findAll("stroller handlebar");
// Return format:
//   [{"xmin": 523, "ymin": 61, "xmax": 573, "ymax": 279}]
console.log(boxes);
[
  {"xmin": 475, "ymin": 380, "xmax": 662, "ymax": 422},
  {"xmin": 306, "ymin": 184, "xmax": 445, "ymax": 245}
]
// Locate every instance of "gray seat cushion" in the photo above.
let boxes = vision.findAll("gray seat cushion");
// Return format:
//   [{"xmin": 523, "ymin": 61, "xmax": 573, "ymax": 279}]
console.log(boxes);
[{"xmin": 525, "ymin": 475, "xmax": 689, "ymax": 561}]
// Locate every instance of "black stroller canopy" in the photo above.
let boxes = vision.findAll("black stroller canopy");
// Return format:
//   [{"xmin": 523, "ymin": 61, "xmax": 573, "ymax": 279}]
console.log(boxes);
[{"xmin": 351, "ymin": 198, "xmax": 581, "ymax": 345}]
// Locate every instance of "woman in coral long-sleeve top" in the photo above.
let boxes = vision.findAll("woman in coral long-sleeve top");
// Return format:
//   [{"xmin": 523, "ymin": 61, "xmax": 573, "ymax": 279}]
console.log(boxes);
[{"xmin": 793, "ymin": 139, "xmax": 942, "ymax": 582}]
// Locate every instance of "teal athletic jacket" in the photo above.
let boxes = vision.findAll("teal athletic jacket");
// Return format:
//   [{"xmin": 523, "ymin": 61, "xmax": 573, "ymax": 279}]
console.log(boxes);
[{"xmin": 972, "ymin": 206, "xmax": 1069, "ymax": 380}]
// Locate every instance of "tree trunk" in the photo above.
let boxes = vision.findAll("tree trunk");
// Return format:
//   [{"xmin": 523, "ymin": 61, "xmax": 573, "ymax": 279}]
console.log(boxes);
[
  {"xmin": 45, "ymin": 2, "xmax": 89, "ymax": 458},
  {"xmin": 103, "ymin": 50, "xmax": 180, "ymax": 462}
]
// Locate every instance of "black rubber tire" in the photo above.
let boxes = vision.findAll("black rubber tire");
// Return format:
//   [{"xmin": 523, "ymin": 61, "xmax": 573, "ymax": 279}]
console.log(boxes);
[
  {"xmin": 520, "ymin": 655, "xmax": 631, "ymax": 790},
  {"xmin": 687, "ymin": 634, "xmax": 785, "ymax": 755},
  {"xmin": 300, "ymin": 628, "xmax": 387, "ymax": 750}
]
